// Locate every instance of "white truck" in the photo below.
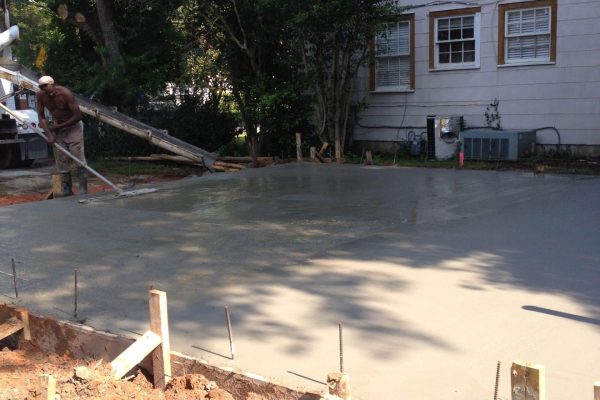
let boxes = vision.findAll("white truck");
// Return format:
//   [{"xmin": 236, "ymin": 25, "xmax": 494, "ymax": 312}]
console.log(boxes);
[{"xmin": 0, "ymin": 24, "xmax": 48, "ymax": 168}]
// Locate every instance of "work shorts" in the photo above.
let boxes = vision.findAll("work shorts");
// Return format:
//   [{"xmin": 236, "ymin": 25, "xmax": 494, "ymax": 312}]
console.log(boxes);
[{"xmin": 53, "ymin": 121, "xmax": 86, "ymax": 172}]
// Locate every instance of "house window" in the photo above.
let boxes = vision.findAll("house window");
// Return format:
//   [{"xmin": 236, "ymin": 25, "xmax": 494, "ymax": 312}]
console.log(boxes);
[
  {"xmin": 429, "ymin": 8, "xmax": 481, "ymax": 70},
  {"xmin": 498, "ymin": 0, "xmax": 557, "ymax": 65},
  {"xmin": 371, "ymin": 14, "xmax": 414, "ymax": 91}
]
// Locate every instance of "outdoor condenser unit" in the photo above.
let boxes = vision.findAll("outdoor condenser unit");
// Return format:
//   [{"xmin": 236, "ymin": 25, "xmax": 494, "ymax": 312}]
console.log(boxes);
[{"xmin": 461, "ymin": 128, "xmax": 536, "ymax": 161}]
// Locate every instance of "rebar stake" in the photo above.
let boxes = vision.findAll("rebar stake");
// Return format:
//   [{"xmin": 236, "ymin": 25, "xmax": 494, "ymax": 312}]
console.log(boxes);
[
  {"xmin": 339, "ymin": 322, "xmax": 344, "ymax": 373},
  {"xmin": 11, "ymin": 258, "xmax": 18, "ymax": 299},
  {"xmin": 73, "ymin": 269, "xmax": 78, "ymax": 320},
  {"xmin": 225, "ymin": 306, "xmax": 235, "ymax": 360},
  {"xmin": 494, "ymin": 361, "xmax": 501, "ymax": 400}
]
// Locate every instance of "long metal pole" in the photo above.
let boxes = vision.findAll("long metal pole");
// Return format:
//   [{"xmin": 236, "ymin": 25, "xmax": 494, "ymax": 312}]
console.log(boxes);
[
  {"xmin": 0, "ymin": 101, "xmax": 123, "ymax": 193},
  {"xmin": 339, "ymin": 322, "xmax": 344, "ymax": 373},
  {"xmin": 11, "ymin": 258, "xmax": 17, "ymax": 299},
  {"xmin": 73, "ymin": 268, "xmax": 78, "ymax": 320},
  {"xmin": 225, "ymin": 306, "xmax": 235, "ymax": 360},
  {"xmin": 493, "ymin": 361, "xmax": 501, "ymax": 400}
]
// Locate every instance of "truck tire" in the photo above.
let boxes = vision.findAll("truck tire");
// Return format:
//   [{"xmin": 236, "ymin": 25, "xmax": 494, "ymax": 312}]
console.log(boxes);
[
  {"xmin": 0, "ymin": 144, "xmax": 13, "ymax": 169},
  {"xmin": 15, "ymin": 159, "xmax": 35, "ymax": 168}
]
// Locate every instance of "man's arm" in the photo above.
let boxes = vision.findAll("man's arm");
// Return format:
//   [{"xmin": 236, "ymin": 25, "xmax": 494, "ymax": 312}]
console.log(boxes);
[
  {"xmin": 51, "ymin": 89, "xmax": 82, "ymax": 131},
  {"xmin": 35, "ymin": 91, "xmax": 54, "ymax": 144}
]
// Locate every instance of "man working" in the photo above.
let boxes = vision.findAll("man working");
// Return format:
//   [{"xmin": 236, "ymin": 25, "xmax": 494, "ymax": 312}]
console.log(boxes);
[{"xmin": 36, "ymin": 75, "xmax": 87, "ymax": 195}]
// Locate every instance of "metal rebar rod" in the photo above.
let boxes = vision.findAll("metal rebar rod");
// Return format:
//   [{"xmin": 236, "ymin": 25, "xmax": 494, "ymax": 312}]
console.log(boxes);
[
  {"xmin": 74, "ymin": 269, "xmax": 78, "ymax": 319},
  {"xmin": 11, "ymin": 258, "xmax": 18, "ymax": 299},
  {"xmin": 339, "ymin": 322, "xmax": 344, "ymax": 373},
  {"xmin": 225, "ymin": 306, "xmax": 235, "ymax": 360},
  {"xmin": 494, "ymin": 361, "xmax": 501, "ymax": 400}
]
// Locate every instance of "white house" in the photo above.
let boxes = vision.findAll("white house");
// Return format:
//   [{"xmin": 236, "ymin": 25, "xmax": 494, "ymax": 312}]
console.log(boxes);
[{"xmin": 353, "ymin": 0, "xmax": 600, "ymax": 156}]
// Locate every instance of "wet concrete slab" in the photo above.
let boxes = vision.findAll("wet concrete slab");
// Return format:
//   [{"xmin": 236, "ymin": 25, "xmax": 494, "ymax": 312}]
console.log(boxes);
[{"xmin": 1, "ymin": 163, "xmax": 599, "ymax": 399}]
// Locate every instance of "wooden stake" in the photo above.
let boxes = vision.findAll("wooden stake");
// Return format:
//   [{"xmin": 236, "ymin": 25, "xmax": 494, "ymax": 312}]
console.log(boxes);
[
  {"xmin": 594, "ymin": 381, "xmax": 600, "ymax": 400},
  {"xmin": 365, "ymin": 151, "xmax": 373, "ymax": 165},
  {"xmin": 15, "ymin": 308, "xmax": 30, "ymax": 341},
  {"xmin": 327, "ymin": 372, "xmax": 351, "ymax": 400},
  {"xmin": 149, "ymin": 289, "xmax": 171, "ymax": 388},
  {"xmin": 511, "ymin": 360, "xmax": 545, "ymax": 400},
  {"xmin": 39, "ymin": 374, "xmax": 56, "ymax": 400},
  {"xmin": 318, "ymin": 142, "xmax": 329, "ymax": 156},
  {"xmin": 295, "ymin": 132, "xmax": 302, "ymax": 161}
]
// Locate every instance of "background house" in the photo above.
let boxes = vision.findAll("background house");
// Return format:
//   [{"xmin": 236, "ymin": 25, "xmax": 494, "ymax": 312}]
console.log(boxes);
[{"xmin": 352, "ymin": 0, "xmax": 600, "ymax": 156}]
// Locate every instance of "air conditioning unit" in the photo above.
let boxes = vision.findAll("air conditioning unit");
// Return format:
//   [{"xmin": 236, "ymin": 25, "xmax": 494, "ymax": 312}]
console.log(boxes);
[{"xmin": 461, "ymin": 128, "xmax": 536, "ymax": 161}]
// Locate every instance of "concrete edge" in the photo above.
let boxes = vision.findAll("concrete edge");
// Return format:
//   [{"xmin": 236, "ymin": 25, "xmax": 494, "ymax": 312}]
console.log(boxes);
[{"xmin": 0, "ymin": 303, "xmax": 321, "ymax": 400}]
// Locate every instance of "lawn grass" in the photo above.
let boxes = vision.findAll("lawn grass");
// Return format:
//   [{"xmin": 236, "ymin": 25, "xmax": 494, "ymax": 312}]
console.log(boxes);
[{"xmin": 344, "ymin": 152, "xmax": 600, "ymax": 174}]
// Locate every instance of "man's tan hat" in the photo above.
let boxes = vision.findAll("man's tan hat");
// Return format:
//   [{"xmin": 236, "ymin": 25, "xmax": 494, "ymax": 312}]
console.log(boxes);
[{"xmin": 38, "ymin": 76, "xmax": 54, "ymax": 86}]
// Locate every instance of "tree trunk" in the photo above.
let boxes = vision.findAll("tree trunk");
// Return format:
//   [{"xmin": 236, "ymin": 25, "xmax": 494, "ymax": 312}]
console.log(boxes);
[
  {"xmin": 96, "ymin": 0, "xmax": 121, "ymax": 65},
  {"xmin": 334, "ymin": 120, "xmax": 342, "ymax": 162},
  {"xmin": 249, "ymin": 133, "xmax": 258, "ymax": 167}
]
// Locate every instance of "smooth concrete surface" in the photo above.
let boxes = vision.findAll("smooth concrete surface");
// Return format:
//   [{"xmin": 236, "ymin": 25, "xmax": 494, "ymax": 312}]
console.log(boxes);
[{"xmin": 1, "ymin": 163, "xmax": 599, "ymax": 399}]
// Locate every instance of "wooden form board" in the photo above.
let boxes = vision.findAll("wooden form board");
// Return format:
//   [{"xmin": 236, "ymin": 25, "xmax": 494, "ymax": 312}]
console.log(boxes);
[
  {"xmin": 296, "ymin": 133, "xmax": 302, "ymax": 161},
  {"xmin": 0, "ymin": 317, "xmax": 23, "ymax": 340},
  {"xmin": 39, "ymin": 374, "xmax": 56, "ymax": 400},
  {"xmin": 15, "ymin": 308, "xmax": 31, "ymax": 340},
  {"xmin": 511, "ymin": 361, "xmax": 545, "ymax": 400},
  {"xmin": 111, "ymin": 330, "xmax": 162, "ymax": 379},
  {"xmin": 149, "ymin": 289, "xmax": 171, "ymax": 388},
  {"xmin": 327, "ymin": 372, "xmax": 351, "ymax": 400}
]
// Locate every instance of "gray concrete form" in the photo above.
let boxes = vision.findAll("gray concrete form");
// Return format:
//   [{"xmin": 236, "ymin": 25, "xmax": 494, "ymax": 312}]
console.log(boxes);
[{"xmin": 0, "ymin": 163, "xmax": 599, "ymax": 399}]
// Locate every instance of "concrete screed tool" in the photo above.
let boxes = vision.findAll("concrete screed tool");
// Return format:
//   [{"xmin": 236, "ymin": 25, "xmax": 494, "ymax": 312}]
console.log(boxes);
[{"xmin": 0, "ymin": 101, "xmax": 158, "ymax": 199}]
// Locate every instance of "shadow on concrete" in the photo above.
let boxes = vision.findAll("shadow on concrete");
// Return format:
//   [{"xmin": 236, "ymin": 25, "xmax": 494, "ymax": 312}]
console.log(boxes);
[
  {"xmin": 0, "ymin": 163, "xmax": 599, "ymax": 390},
  {"xmin": 287, "ymin": 371, "xmax": 327, "ymax": 386},
  {"xmin": 522, "ymin": 305, "xmax": 600, "ymax": 326}
]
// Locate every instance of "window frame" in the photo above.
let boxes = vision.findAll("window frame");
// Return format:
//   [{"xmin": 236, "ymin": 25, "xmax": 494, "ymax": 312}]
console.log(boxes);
[
  {"xmin": 498, "ymin": 0, "xmax": 557, "ymax": 66},
  {"xmin": 370, "ymin": 14, "xmax": 415, "ymax": 92},
  {"xmin": 429, "ymin": 7, "xmax": 481, "ymax": 71}
]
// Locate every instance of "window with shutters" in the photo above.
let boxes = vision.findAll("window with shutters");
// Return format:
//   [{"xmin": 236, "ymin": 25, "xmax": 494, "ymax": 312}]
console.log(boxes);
[
  {"xmin": 429, "ymin": 8, "xmax": 481, "ymax": 70},
  {"xmin": 498, "ymin": 0, "xmax": 557, "ymax": 65},
  {"xmin": 371, "ymin": 15, "xmax": 414, "ymax": 91}
]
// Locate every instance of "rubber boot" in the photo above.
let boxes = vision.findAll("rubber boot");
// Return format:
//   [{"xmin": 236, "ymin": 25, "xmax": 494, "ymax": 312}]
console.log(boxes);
[{"xmin": 77, "ymin": 167, "xmax": 88, "ymax": 195}]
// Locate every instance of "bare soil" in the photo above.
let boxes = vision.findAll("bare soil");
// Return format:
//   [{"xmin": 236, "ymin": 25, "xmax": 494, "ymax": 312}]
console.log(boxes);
[
  {"xmin": 0, "ymin": 341, "xmax": 235, "ymax": 400},
  {"xmin": 0, "ymin": 160, "xmax": 198, "ymax": 207}
]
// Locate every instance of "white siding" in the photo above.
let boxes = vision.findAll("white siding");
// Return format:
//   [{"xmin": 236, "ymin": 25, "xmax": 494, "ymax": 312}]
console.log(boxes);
[{"xmin": 354, "ymin": 0, "xmax": 600, "ymax": 146}]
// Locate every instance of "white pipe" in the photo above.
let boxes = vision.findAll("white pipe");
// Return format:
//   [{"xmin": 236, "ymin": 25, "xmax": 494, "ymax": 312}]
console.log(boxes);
[{"xmin": 0, "ymin": 25, "xmax": 19, "ymax": 52}]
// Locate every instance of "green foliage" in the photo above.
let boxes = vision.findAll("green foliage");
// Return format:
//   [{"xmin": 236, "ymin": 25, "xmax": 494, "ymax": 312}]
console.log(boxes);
[
  {"xmin": 9, "ymin": 0, "xmax": 392, "ymax": 160},
  {"xmin": 485, "ymin": 98, "xmax": 502, "ymax": 129},
  {"xmin": 83, "ymin": 92, "xmax": 238, "ymax": 159},
  {"xmin": 12, "ymin": 0, "xmax": 184, "ymax": 111},
  {"xmin": 188, "ymin": 0, "xmax": 313, "ymax": 156},
  {"xmin": 154, "ymin": 95, "xmax": 238, "ymax": 153},
  {"xmin": 288, "ymin": 0, "xmax": 399, "ymax": 157},
  {"xmin": 82, "ymin": 118, "xmax": 155, "ymax": 159},
  {"xmin": 217, "ymin": 134, "xmax": 248, "ymax": 157}
]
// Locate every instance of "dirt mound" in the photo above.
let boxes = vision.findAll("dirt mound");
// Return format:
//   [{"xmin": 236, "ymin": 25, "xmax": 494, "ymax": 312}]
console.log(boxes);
[{"xmin": 0, "ymin": 342, "xmax": 236, "ymax": 400}]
